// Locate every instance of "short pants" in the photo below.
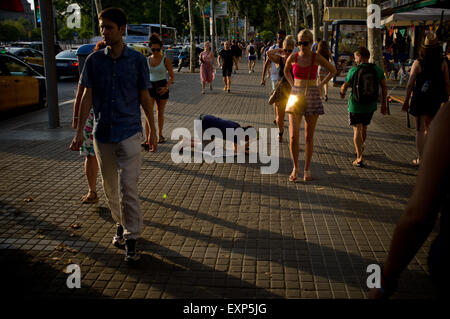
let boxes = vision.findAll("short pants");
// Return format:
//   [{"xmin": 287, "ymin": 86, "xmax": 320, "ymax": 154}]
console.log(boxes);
[
  {"xmin": 80, "ymin": 110, "xmax": 95, "ymax": 157},
  {"xmin": 249, "ymin": 55, "xmax": 256, "ymax": 61},
  {"xmin": 222, "ymin": 64, "xmax": 233, "ymax": 77},
  {"xmin": 149, "ymin": 79, "xmax": 169, "ymax": 100},
  {"xmin": 348, "ymin": 112, "xmax": 374, "ymax": 126}
]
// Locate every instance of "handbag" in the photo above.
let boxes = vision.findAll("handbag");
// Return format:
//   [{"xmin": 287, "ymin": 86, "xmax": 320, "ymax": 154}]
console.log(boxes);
[
  {"xmin": 268, "ymin": 77, "xmax": 290, "ymax": 105},
  {"xmin": 285, "ymin": 53, "xmax": 313, "ymax": 115},
  {"xmin": 268, "ymin": 58, "xmax": 291, "ymax": 105}
]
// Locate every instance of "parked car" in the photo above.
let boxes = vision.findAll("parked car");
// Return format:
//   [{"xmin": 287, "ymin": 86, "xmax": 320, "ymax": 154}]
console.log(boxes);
[
  {"xmin": 0, "ymin": 52, "xmax": 46, "ymax": 112},
  {"xmin": 76, "ymin": 44, "xmax": 96, "ymax": 75},
  {"xmin": 165, "ymin": 46, "xmax": 182, "ymax": 67},
  {"xmin": 55, "ymin": 50, "xmax": 79, "ymax": 79},
  {"xmin": 177, "ymin": 46, "xmax": 202, "ymax": 72},
  {"xmin": 4, "ymin": 47, "xmax": 45, "ymax": 75},
  {"xmin": 127, "ymin": 43, "xmax": 150, "ymax": 57},
  {"xmin": 11, "ymin": 41, "xmax": 63, "ymax": 55}
]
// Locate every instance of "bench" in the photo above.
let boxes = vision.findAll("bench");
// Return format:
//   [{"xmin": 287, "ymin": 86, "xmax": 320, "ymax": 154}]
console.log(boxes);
[{"xmin": 387, "ymin": 94, "xmax": 411, "ymax": 128}]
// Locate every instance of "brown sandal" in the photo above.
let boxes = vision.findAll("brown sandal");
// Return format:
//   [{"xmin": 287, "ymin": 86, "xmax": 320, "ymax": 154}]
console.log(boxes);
[{"xmin": 81, "ymin": 191, "xmax": 98, "ymax": 204}]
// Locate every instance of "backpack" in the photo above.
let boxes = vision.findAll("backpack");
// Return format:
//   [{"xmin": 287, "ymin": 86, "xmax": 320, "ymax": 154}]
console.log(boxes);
[
  {"xmin": 249, "ymin": 45, "xmax": 255, "ymax": 55},
  {"xmin": 352, "ymin": 64, "xmax": 379, "ymax": 104}
]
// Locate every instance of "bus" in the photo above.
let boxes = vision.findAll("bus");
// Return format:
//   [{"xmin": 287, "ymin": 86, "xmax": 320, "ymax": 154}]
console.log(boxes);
[
  {"xmin": 330, "ymin": 20, "xmax": 367, "ymax": 84},
  {"xmin": 125, "ymin": 24, "xmax": 177, "ymax": 45}
]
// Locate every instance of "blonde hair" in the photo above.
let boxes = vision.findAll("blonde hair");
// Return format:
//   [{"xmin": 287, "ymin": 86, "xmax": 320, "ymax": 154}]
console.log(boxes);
[
  {"xmin": 297, "ymin": 29, "xmax": 314, "ymax": 43},
  {"xmin": 203, "ymin": 41, "xmax": 211, "ymax": 51},
  {"xmin": 283, "ymin": 35, "xmax": 296, "ymax": 50}
]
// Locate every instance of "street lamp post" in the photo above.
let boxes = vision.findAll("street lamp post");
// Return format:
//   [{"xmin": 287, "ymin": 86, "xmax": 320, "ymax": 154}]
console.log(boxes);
[{"xmin": 39, "ymin": 0, "xmax": 59, "ymax": 128}]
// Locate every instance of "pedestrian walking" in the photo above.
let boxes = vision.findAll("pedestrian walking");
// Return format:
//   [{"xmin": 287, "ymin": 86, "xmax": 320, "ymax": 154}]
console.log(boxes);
[
  {"xmin": 199, "ymin": 41, "xmax": 215, "ymax": 94},
  {"xmin": 340, "ymin": 46, "xmax": 388, "ymax": 167},
  {"xmin": 261, "ymin": 30, "xmax": 286, "ymax": 126},
  {"xmin": 317, "ymin": 40, "xmax": 333, "ymax": 101},
  {"xmin": 284, "ymin": 29, "xmax": 336, "ymax": 182},
  {"xmin": 71, "ymin": 40, "xmax": 106, "ymax": 204},
  {"xmin": 266, "ymin": 35, "xmax": 296, "ymax": 142},
  {"xmin": 69, "ymin": 7, "xmax": 158, "ymax": 262},
  {"xmin": 402, "ymin": 32, "xmax": 450, "ymax": 166},
  {"xmin": 218, "ymin": 41, "xmax": 237, "ymax": 93},
  {"xmin": 369, "ymin": 101, "xmax": 450, "ymax": 299},
  {"xmin": 143, "ymin": 33, "xmax": 175, "ymax": 146},
  {"xmin": 247, "ymin": 40, "xmax": 257, "ymax": 73},
  {"xmin": 231, "ymin": 40, "xmax": 240, "ymax": 73}
]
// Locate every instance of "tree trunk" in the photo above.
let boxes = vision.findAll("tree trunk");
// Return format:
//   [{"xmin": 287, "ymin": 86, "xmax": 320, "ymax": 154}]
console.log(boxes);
[
  {"xmin": 159, "ymin": 0, "xmax": 162, "ymax": 36},
  {"xmin": 300, "ymin": 0, "xmax": 308, "ymax": 29},
  {"xmin": 294, "ymin": 0, "xmax": 299, "ymax": 36},
  {"xmin": 221, "ymin": 17, "xmax": 226, "ymax": 38},
  {"xmin": 201, "ymin": 5, "xmax": 206, "ymax": 43},
  {"xmin": 281, "ymin": 0, "xmax": 294, "ymax": 36},
  {"xmin": 93, "ymin": 0, "xmax": 102, "ymax": 15},
  {"xmin": 187, "ymin": 0, "xmax": 196, "ymax": 73},
  {"xmin": 367, "ymin": 0, "xmax": 384, "ymax": 71},
  {"xmin": 277, "ymin": 7, "xmax": 282, "ymax": 31},
  {"xmin": 311, "ymin": 0, "xmax": 320, "ymax": 42}
]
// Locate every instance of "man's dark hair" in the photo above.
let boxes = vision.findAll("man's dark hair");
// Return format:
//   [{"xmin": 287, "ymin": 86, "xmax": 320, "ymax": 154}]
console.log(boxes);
[
  {"xmin": 278, "ymin": 30, "xmax": 286, "ymax": 36},
  {"xmin": 98, "ymin": 7, "xmax": 127, "ymax": 28},
  {"xmin": 250, "ymin": 39, "xmax": 254, "ymax": 43},
  {"xmin": 355, "ymin": 46, "xmax": 370, "ymax": 59}
]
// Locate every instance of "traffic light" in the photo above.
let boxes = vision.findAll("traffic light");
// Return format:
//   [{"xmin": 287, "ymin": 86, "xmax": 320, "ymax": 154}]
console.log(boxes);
[{"xmin": 34, "ymin": 0, "xmax": 41, "ymax": 28}]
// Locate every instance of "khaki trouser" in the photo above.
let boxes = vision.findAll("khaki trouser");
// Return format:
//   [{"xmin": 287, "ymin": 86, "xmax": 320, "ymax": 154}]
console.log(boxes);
[{"xmin": 93, "ymin": 132, "xmax": 143, "ymax": 240}]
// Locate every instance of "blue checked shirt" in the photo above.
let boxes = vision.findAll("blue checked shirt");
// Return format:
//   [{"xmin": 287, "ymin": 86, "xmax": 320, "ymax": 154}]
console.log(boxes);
[{"xmin": 80, "ymin": 45, "xmax": 151, "ymax": 143}]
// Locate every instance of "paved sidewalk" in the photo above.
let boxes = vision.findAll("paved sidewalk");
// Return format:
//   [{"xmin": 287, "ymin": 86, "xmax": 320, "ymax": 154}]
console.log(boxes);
[{"xmin": 0, "ymin": 61, "xmax": 437, "ymax": 299}]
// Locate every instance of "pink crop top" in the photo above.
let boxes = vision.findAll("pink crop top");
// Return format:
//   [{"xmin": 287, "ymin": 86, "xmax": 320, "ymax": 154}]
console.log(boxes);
[{"xmin": 292, "ymin": 52, "xmax": 318, "ymax": 80}]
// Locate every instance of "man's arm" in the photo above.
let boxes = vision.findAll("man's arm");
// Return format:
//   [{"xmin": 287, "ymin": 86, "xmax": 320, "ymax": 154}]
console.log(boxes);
[
  {"xmin": 340, "ymin": 82, "xmax": 350, "ymax": 99},
  {"xmin": 369, "ymin": 102, "xmax": 450, "ymax": 299},
  {"xmin": 140, "ymin": 89, "xmax": 157, "ymax": 152},
  {"xmin": 72, "ymin": 83, "xmax": 86, "ymax": 129},
  {"xmin": 70, "ymin": 87, "xmax": 93, "ymax": 151},
  {"xmin": 402, "ymin": 60, "xmax": 420, "ymax": 111},
  {"xmin": 261, "ymin": 58, "xmax": 271, "ymax": 85}
]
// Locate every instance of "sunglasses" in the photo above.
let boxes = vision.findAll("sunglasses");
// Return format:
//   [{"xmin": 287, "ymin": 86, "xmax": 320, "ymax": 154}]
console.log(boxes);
[
  {"xmin": 297, "ymin": 41, "xmax": 310, "ymax": 47},
  {"xmin": 151, "ymin": 48, "xmax": 161, "ymax": 52}
]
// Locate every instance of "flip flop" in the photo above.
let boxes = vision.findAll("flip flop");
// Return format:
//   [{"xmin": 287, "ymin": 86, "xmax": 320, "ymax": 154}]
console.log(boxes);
[
  {"xmin": 303, "ymin": 170, "xmax": 313, "ymax": 181},
  {"xmin": 412, "ymin": 159, "xmax": 420, "ymax": 166},
  {"xmin": 158, "ymin": 136, "xmax": 166, "ymax": 144},
  {"xmin": 81, "ymin": 191, "xmax": 98, "ymax": 204},
  {"xmin": 289, "ymin": 170, "xmax": 299, "ymax": 182},
  {"xmin": 352, "ymin": 160, "xmax": 365, "ymax": 167}
]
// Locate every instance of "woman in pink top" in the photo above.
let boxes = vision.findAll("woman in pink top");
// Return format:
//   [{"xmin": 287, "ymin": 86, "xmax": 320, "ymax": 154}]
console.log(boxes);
[
  {"xmin": 284, "ymin": 29, "xmax": 336, "ymax": 182},
  {"xmin": 199, "ymin": 41, "xmax": 215, "ymax": 94}
]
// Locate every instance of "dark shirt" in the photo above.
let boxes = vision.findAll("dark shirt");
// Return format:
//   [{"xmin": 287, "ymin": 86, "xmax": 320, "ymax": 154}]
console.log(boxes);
[
  {"xmin": 220, "ymin": 49, "xmax": 234, "ymax": 67},
  {"xmin": 231, "ymin": 44, "xmax": 240, "ymax": 57},
  {"xmin": 80, "ymin": 46, "xmax": 151, "ymax": 143},
  {"xmin": 201, "ymin": 115, "xmax": 241, "ymax": 142}
]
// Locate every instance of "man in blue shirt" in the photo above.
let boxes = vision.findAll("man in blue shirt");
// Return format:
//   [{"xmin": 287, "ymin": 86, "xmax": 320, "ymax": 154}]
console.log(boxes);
[{"xmin": 70, "ymin": 8, "xmax": 157, "ymax": 262}]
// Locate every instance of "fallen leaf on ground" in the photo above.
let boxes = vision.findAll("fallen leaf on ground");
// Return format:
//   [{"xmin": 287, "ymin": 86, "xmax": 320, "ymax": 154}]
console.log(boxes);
[
  {"xmin": 23, "ymin": 197, "xmax": 33, "ymax": 202},
  {"xmin": 70, "ymin": 224, "xmax": 81, "ymax": 229}
]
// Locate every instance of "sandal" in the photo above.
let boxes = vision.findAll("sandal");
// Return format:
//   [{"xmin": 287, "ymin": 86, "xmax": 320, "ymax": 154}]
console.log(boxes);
[
  {"xmin": 278, "ymin": 131, "xmax": 283, "ymax": 143},
  {"xmin": 81, "ymin": 191, "xmax": 98, "ymax": 204},
  {"xmin": 141, "ymin": 143, "xmax": 150, "ymax": 151},
  {"xmin": 158, "ymin": 136, "xmax": 166, "ymax": 144},
  {"xmin": 412, "ymin": 158, "xmax": 420, "ymax": 166},
  {"xmin": 352, "ymin": 160, "xmax": 365, "ymax": 167},
  {"xmin": 289, "ymin": 169, "xmax": 299, "ymax": 182},
  {"xmin": 303, "ymin": 170, "xmax": 313, "ymax": 181}
]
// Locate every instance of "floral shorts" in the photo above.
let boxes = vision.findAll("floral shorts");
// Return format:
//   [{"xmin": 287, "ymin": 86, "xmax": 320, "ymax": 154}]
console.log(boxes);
[{"xmin": 80, "ymin": 110, "xmax": 95, "ymax": 157}]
